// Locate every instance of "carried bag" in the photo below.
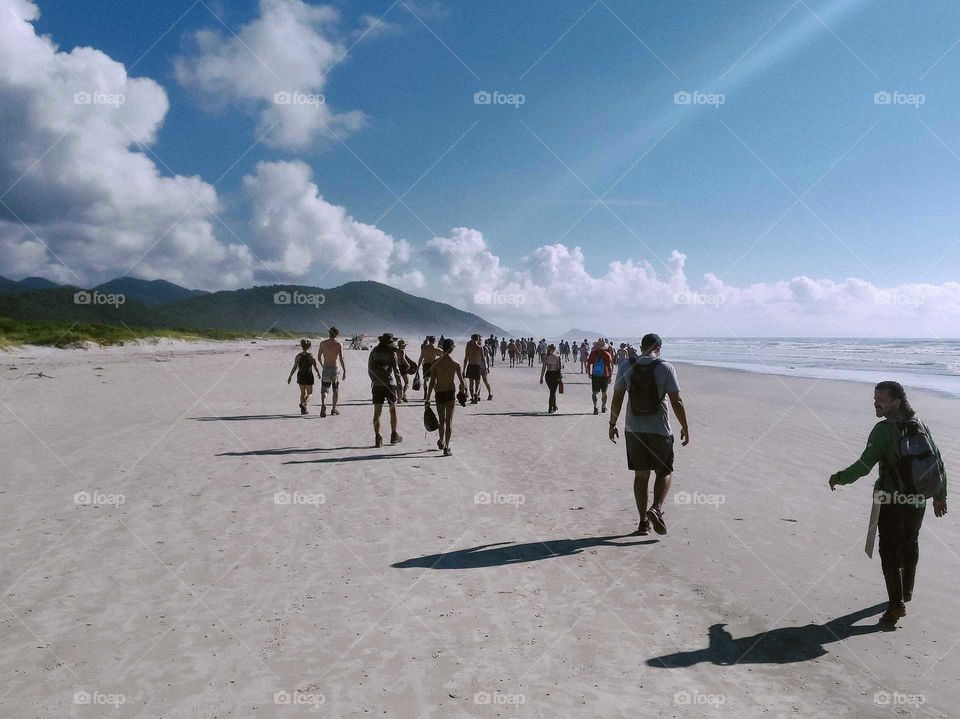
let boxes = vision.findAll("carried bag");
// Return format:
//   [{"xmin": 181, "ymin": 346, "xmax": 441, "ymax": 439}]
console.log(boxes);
[
  {"xmin": 558, "ymin": 373, "xmax": 564, "ymax": 394},
  {"xmin": 412, "ymin": 373, "xmax": 421, "ymax": 391},
  {"xmin": 628, "ymin": 358, "xmax": 663, "ymax": 416},
  {"xmin": 423, "ymin": 405, "xmax": 439, "ymax": 432},
  {"xmin": 895, "ymin": 418, "xmax": 944, "ymax": 499},
  {"xmin": 457, "ymin": 387, "xmax": 467, "ymax": 407}
]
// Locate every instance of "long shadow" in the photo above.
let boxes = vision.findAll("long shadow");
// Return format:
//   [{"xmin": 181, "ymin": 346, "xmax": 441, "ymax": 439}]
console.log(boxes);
[
  {"xmin": 218, "ymin": 446, "xmax": 368, "ymax": 457},
  {"xmin": 285, "ymin": 450, "xmax": 435, "ymax": 465},
  {"xmin": 192, "ymin": 414, "xmax": 314, "ymax": 421},
  {"xmin": 392, "ymin": 534, "xmax": 656, "ymax": 569},
  {"xmin": 472, "ymin": 411, "xmax": 596, "ymax": 417},
  {"xmin": 646, "ymin": 603, "xmax": 888, "ymax": 667}
]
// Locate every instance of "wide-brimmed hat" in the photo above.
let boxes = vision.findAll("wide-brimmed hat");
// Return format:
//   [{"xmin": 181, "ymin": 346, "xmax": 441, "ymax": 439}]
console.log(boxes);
[{"xmin": 378, "ymin": 332, "xmax": 396, "ymax": 345}]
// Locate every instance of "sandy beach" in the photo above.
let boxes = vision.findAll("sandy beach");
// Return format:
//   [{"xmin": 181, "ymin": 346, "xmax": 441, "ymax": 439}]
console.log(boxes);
[{"xmin": 1, "ymin": 340, "xmax": 958, "ymax": 718}]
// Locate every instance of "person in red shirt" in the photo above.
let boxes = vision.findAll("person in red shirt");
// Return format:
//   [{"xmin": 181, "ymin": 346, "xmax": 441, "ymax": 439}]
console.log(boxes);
[{"xmin": 587, "ymin": 339, "xmax": 615, "ymax": 415}]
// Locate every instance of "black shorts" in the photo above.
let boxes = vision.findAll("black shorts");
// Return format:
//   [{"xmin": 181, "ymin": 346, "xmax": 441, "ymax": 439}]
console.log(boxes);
[
  {"xmin": 435, "ymin": 390, "xmax": 455, "ymax": 404},
  {"xmin": 591, "ymin": 376, "xmax": 609, "ymax": 392},
  {"xmin": 422, "ymin": 362, "xmax": 432, "ymax": 378},
  {"xmin": 465, "ymin": 364, "xmax": 482, "ymax": 380},
  {"xmin": 372, "ymin": 385, "xmax": 397, "ymax": 405},
  {"xmin": 297, "ymin": 372, "xmax": 314, "ymax": 386},
  {"xmin": 626, "ymin": 432, "xmax": 674, "ymax": 473}
]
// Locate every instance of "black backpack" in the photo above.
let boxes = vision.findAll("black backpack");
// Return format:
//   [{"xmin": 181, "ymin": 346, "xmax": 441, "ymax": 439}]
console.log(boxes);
[
  {"xmin": 895, "ymin": 418, "xmax": 944, "ymax": 499},
  {"xmin": 628, "ymin": 358, "xmax": 663, "ymax": 416}
]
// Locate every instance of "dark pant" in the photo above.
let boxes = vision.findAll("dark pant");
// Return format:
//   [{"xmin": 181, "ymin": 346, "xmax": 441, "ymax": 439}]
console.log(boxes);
[
  {"xmin": 544, "ymin": 371, "xmax": 560, "ymax": 409},
  {"xmin": 877, "ymin": 500, "xmax": 926, "ymax": 574}
]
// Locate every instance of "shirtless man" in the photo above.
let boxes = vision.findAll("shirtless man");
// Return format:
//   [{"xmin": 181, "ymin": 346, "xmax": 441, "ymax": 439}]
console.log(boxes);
[
  {"xmin": 416, "ymin": 336, "xmax": 443, "ymax": 401},
  {"xmin": 507, "ymin": 339, "xmax": 518, "ymax": 367},
  {"xmin": 425, "ymin": 338, "xmax": 465, "ymax": 456},
  {"xmin": 463, "ymin": 334, "xmax": 486, "ymax": 403},
  {"xmin": 317, "ymin": 327, "xmax": 346, "ymax": 417}
]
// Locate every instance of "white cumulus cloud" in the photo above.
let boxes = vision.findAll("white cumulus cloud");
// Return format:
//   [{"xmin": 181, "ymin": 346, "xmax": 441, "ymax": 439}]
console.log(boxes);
[{"xmin": 175, "ymin": 0, "xmax": 366, "ymax": 150}]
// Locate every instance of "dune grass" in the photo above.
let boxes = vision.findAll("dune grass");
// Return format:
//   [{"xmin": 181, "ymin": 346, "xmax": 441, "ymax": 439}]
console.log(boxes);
[{"xmin": 0, "ymin": 317, "xmax": 297, "ymax": 348}]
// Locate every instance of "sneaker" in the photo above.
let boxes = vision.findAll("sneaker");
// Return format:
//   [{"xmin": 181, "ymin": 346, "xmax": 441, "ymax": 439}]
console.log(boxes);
[
  {"xmin": 593, "ymin": 407, "xmax": 599, "ymax": 415},
  {"xmin": 443, "ymin": 447, "xmax": 452, "ymax": 457},
  {"xmin": 646, "ymin": 507, "xmax": 667, "ymax": 535},
  {"xmin": 487, "ymin": 394, "xmax": 493, "ymax": 401},
  {"xmin": 320, "ymin": 406, "xmax": 326, "ymax": 418},
  {"xmin": 601, "ymin": 405, "xmax": 607, "ymax": 413},
  {"xmin": 299, "ymin": 403, "xmax": 306, "ymax": 415},
  {"xmin": 880, "ymin": 603, "xmax": 906, "ymax": 624},
  {"xmin": 390, "ymin": 432, "xmax": 403, "ymax": 445},
  {"xmin": 330, "ymin": 408, "xmax": 339, "ymax": 416},
  {"xmin": 636, "ymin": 520, "xmax": 650, "ymax": 536},
  {"xmin": 375, "ymin": 434, "xmax": 383, "ymax": 448},
  {"xmin": 437, "ymin": 438, "xmax": 444, "ymax": 450}
]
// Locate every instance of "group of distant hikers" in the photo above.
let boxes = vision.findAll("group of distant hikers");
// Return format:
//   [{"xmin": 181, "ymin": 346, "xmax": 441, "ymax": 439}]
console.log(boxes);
[{"xmin": 288, "ymin": 329, "xmax": 948, "ymax": 627}]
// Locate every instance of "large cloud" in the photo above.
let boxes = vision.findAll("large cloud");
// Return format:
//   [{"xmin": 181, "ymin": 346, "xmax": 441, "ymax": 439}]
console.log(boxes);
[
  {"xmin": 243, "ymin": 160, "xmax": 409, "ymax": 280},
  {"xmin": 393, "ymin": 227, "xmax": 960, "ymax": 337},
  {"xmin": 0, "ymin": 0, "xmax": 253, "ymax": 287},
  {"xmin": 175, "ymin": 0, "xmax": 366, "ymax": 150}
]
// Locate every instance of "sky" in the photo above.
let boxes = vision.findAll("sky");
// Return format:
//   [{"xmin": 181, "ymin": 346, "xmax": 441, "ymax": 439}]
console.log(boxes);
[{"xmin": 1, "ymin": 0, "xmax": 960, "ymax": 336}]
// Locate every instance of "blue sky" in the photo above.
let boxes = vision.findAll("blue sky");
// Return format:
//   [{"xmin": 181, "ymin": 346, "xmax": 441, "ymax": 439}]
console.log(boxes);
[
  {"xmin": 32, "ymin": 0, "xmax": 960, "ymax": 284},
  {"xmin": 4, "ymin": 0, "xmax": 960, "ymax": 334}
]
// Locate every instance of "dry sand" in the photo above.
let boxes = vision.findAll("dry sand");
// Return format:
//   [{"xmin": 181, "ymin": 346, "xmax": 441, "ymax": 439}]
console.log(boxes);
[{"xmin": 1, "ymin": 340, "xmax": 959, "ymax": 718}]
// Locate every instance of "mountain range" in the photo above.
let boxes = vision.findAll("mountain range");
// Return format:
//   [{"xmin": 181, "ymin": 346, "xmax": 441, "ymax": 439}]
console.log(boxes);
[{"xmin": 0, "ymin": 275, "xmax": 505, "ymax": 338}]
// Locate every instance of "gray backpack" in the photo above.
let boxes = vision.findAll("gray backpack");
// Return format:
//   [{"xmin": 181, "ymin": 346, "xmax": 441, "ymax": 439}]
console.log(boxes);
[{"xmin": 895, "ymin": 418, "xmax": 944, "ymax": 499}]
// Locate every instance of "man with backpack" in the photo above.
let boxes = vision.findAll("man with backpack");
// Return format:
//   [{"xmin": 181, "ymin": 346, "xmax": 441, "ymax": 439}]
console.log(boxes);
[
  {"xmin": 829, "ymin": 381, "xmax": 947, "ymax": 625},
  {"xmin": 608, "ymin": 333, "xmax": 689, "ymax": 536},
  {"xmin": 587, "ymin": 339, "xmax": 615, "ymax": 415}
]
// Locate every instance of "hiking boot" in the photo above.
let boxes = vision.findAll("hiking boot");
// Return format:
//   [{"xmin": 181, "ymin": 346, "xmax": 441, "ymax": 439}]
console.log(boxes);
[
  {"xmin": 902, "ymin": 564, "xmax": 916, "ymax": 602},
  {"xmin": 374, "ymin": 434, "xmax": 383, "ymax": 448},
  {"xmin": 390, "ymin": 432, "xmax": 403, "ymax": 445},
  {"xmin": 881, "ymin": 569, "xmax": 906, "ymax": 624},
  {"xmin": 646, "ymin": 507, "xmax": 667, "ymax": 535}
]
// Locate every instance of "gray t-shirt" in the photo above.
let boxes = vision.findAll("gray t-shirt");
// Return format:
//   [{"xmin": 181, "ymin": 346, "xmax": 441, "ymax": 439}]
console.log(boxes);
[{"xmin": 615, "ymin": 356, "xmax": 680, "ymax": 436}]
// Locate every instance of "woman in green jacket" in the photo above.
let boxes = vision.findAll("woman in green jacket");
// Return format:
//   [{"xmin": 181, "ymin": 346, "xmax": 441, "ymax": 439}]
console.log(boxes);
[{"xmin": 829, "ymin": 381, "xmax": 947, "ymax": 625}]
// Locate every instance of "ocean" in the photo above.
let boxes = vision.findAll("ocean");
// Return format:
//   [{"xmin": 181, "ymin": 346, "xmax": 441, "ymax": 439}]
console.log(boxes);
[{"xmin": 624, "ymin": 338, "xmax": 960, "ymax": 399}]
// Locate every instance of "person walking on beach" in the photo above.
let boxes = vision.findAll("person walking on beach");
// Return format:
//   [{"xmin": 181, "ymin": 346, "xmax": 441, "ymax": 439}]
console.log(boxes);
[
  {"xmin": 539, "ymin": 343, "xmax": 563, "ymax": 413},
  {"xmin": 588, "ymin": 339, "xmax": 615, "ymax": 415},
  {"xmin": 368, "ymin": 333, "xmax": 403, "ymax": 447},
  {"xmin": 507, "ymin": 339, "xmax": 518, "ymax": 367},
  {"xmin": 608, "ymin": 333, "xmax": 689, "ymax": 536},
  {"xmin": 579, "ymin": 341, "xmax": 589, "ymax": 373},
  {"xmin": 829, "ymin": 381, "xmax": 947, "ymax": 625},
  {"xmin": 416, "ymin": 336, "xmax": 442, "ymax": 400},
  {"xmin": 526, "ymin": 338, "xmax": 537, "ymax": 367},
  {"xmin": 287, "ymin": 339, "xmax": 321, "ymax": 414},
  {"xmin": 317, "ymin": 327, "xmax": 346, "ymax": 417},
  {"xmin": 500, "ymin": 337, "xmax": 507, "ymax": 362},
  {"xmin": 425, "ymin": 338, "xmax": 466, "ymax": 456},
  {"xmin": 464, "ymin": 334, "xmax": 486, "ymax": 403}
]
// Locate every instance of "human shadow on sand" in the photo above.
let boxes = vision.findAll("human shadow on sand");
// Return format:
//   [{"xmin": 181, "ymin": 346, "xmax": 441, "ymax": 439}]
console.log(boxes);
[
  {"xmin": 471, "ymin": 411, "xmax": 595, "ymax": 417},
  {"xmin": 646, "ymin": 603, "xmax": 888, "ymax": 667},
  {"xmin": 284, "ymin": 450, "xmax": 435, "ymax": 465},
  {"xmin": 192, "ymin": 414, "xmax": 316, "ymax": 421},
  {"xmin": 218, "ymin": 446, "xmax": 369, "ymax": 457},
  {"xmin": 392, "ymin": 534, "xmax": 656, "ymax": 569}
]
